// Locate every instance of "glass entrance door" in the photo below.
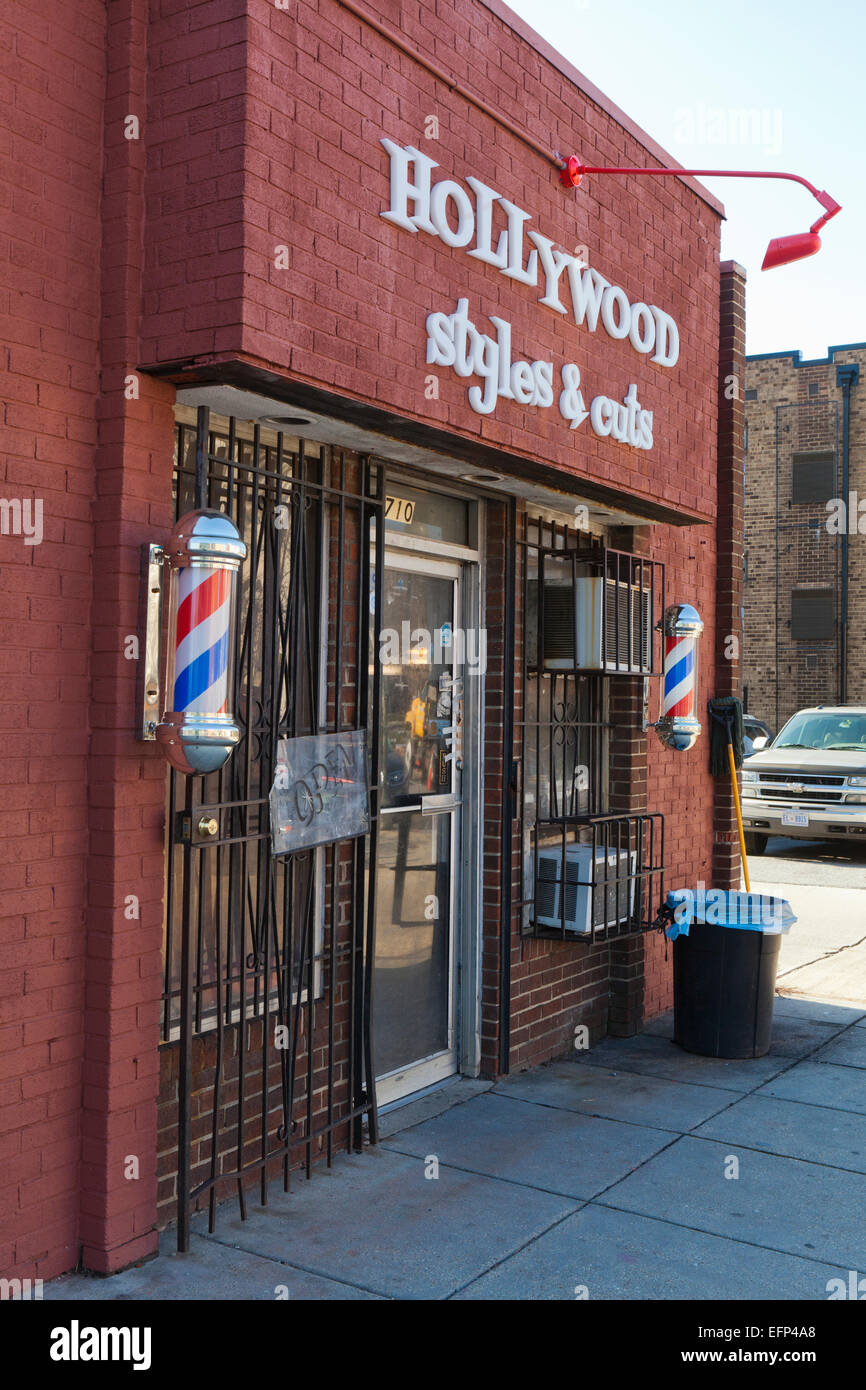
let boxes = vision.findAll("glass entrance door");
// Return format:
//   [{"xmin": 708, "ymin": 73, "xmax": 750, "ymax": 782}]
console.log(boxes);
[{"xmin": 374, "ymin": 551, "xmax": 463, "ymax": 1105}]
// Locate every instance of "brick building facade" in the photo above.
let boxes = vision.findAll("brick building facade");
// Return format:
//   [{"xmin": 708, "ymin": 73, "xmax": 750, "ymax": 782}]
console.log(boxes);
[
  {"xmin": 2, "ymin": 0, "xmax": 743, "ymax": 1284},
  {"xmin": 743, "ymin": 344, "xmax": 865, "ymax": 732}
]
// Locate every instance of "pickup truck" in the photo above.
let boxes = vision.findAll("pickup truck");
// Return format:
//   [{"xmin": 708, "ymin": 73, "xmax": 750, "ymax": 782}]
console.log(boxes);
[{"xmin": 741, "ymin": 705, "xmax": 866, "ymax": 853}]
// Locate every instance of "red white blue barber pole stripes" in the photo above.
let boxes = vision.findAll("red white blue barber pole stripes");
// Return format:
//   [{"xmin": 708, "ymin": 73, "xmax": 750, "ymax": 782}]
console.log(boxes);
[
  {"xmin": 663, "ymin": 631, "xmax": 695, "ymax": 719},
  {"xmin": 654, "ymin": 604, "xmax": 703, "ymax": 752},
  {"xmin": 155, "ymin": 509, "xmax": 246, "ymax": 775},
  {"xmin": 173, "ymin": 566, "xmax": 232, "ymax": 715}
]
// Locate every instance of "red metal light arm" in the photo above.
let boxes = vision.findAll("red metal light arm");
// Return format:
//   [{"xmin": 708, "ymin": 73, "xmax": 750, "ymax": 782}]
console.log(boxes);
[
  {"xmin": 561, "ymin": 158, "xmax": 840, "ymax": 225},
  {"xmin": 558, "ymin": 157, "xmax": 841, "ymax": 269},
  {"xmin": 807, "ymin": 188, "xmax": 843, "ymax": 234}
]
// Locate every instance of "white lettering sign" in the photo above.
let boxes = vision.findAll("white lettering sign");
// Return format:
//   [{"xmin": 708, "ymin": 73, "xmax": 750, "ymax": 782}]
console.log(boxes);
[
  {"xmin": 426, "ymin": 298, "xmax": 653, "ymax": 448},
  {"xmin": 381, "ymin": 138, "xmax": 680, "ymax": 367}
]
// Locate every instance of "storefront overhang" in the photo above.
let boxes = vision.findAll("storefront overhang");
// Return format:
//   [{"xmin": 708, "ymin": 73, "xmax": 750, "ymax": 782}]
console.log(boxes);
[{"xmin": 157, "ymin": 361, "xmax": 713, "ymax": 530}]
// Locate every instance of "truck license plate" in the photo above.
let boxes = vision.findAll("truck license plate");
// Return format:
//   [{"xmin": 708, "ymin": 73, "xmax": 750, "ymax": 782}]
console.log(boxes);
[{"xmin": 781, "ymin": 810, "xmax": 809, "ymax": 828}]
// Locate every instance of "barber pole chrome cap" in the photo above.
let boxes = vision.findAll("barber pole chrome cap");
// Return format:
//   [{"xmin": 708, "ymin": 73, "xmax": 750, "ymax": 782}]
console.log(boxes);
[
  {"xmin": 156, "ymin": 510, "xmax": 247, "ymax": 775},
  {"xmin": 655, "ymin": 603, "xmax": 703, "ymax": 752}
]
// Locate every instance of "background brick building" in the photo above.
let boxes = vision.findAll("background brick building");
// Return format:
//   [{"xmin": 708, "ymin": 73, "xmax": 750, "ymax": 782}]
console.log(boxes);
[
  {"xmin": 743, "ymin": 343, "xmax": 865, "ymax": 732},
  {"xmin": 1, "ymin": 0, "xmax": 743, "ymax": 1284}
]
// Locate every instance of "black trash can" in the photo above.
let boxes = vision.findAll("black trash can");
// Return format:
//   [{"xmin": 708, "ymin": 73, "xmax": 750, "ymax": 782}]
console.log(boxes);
[
  {"xmin": 673, "ymin": 920, "xmax": 781, "ymax": 1058},
  {"xmin": 669, "ymin": 891, "xmax": 794, "ymax": 1059}
]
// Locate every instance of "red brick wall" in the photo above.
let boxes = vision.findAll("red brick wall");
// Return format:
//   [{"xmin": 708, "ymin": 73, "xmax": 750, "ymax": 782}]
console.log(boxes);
[
  {"xmin": 0, "ymin": 0, "xmax": 107, "ymax": 1284},
  {"xmin": 137, "ymin": 0, "xmax": 726, "ymax": 1066},
  {"xmin": 479, "ymin": 498, "xmax": 509, "ymax": 1073},
  {"xmin": 140, "ymin": 0, "xmax": 722, "ymax": 525},
  {"xmin": 1, "ymin": 0, "xmax": 733, "ymax": 1279},
  {"xmin": 138, "ymin": 0, "xmax": 727, "ymax": 1050},
  {"xmin": 79, "ymin": 0, "xmax": 177, "ymax": 1278},
  {"xmin": 644, "ymin": 518, "xmax": 719, "ymax": 1015},
  {"xmin": 143, "ymin": 0, "xmax": 249, "ymax": 362},
  {"xmin": 1, "ymin": 0, "xmax": 178, "ymax": 1284}
]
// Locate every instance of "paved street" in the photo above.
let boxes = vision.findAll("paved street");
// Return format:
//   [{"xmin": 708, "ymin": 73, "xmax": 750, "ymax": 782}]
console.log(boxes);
[{"xmin": 750, "ymin": 837, "xmax": 866, "ymax": 1004}]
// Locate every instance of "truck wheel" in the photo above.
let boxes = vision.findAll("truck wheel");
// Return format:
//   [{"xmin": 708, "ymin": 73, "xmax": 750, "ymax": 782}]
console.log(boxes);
[{"xmin": 744, "ymin": 832, "xmax": 768, "ymax": 856}]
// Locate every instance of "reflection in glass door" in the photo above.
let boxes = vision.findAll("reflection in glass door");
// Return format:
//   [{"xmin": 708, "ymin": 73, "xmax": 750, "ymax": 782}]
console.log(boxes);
[{"xmin": 374, "ymin": 553, "xmax": 462, "ymax": 1105}]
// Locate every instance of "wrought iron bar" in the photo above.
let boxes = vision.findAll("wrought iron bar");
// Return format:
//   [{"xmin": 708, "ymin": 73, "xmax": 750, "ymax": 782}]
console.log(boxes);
[{"xmin": 167, "ymin": 416, "xmax": 381, "ymax": 1246}]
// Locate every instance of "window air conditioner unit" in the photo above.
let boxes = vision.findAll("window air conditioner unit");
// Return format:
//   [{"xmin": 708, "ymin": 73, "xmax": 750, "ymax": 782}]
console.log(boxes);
[
  {"xmin": 534, "ymin": 844, "xmax": 637, "ymax": 934},
  {"xmin": 538, "ymin": 576, "xmax": 653, "ymax": 672}
]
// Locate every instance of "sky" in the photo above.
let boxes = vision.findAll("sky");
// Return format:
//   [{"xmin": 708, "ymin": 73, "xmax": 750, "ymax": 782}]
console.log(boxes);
[{"xmin": 506, "ymin": 0, "xmax": 865, "ymax": 359}]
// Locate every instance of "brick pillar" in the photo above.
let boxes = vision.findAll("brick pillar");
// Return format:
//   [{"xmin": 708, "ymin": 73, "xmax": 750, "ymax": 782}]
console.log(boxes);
[
  {"xmin": 79, "ymin": 0, "xmax": 175, "ymax": 1274},
  {"xmin": 712, "ymin": 261, "xmax": 747, "ymax": 890},
  {"xmin": 0, "ymin": 0, "xmax": 106, "ymax": 1285},
  {"xmin": 480, "ymin": 498, "xmax": 511, "ymax": 1076},
  {"xmin": 607, "ymin": 527, "xmax": 650, "ymax": 1037}
]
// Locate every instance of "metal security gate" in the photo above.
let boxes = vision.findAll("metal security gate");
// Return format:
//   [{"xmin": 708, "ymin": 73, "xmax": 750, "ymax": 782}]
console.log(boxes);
[
  {"xmin": 163, "ymin": 407, "xmax": 384, "ymax": 1249},
  {"xmin": 514, "ymin": 512, "xmax": 666, "ymax": 942}
]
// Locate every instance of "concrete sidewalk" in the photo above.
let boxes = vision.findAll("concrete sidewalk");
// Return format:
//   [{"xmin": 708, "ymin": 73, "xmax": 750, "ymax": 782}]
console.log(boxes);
[{"xmin": 48, "ymin": 993, "xmax": 866, "ymax": 1301}]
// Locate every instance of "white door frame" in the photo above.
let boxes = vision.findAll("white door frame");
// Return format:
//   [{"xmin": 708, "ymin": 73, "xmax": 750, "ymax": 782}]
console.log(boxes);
[{"xmin": 374, "ymin": 539, "xmax": 482, "ymax": 1107}]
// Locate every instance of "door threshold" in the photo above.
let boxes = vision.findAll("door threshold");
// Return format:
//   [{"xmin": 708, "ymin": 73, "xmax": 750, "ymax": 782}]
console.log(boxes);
[{"xmin": 376, "ymin": 1073, "xmax": 463, "ymax": 1116}]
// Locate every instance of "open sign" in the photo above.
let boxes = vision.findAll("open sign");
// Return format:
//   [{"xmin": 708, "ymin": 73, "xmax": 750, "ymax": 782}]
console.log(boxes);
[{"xmin": 270, "ymin": 729, "xmax": 369, "ymax": 853}]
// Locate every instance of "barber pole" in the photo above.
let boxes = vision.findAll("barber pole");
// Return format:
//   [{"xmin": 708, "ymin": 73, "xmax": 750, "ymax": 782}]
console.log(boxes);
[
  {"xmin": 663, "ymin": 631, "xmax": 695, "ymax": 720},
  {"xmin": 173, "ymin": 566, "xmax": 232, "ymax": 716},
  {"xmin": 156, "ymin": 510, "xmax": 247, "ymax": 775},
  {"xmin": 654, "ymin": 604, "xmax": 703, "ymax": 751}
]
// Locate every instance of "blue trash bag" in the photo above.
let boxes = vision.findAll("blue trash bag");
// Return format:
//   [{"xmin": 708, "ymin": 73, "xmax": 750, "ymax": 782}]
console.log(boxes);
[{"xmin": 665, "ymin": 888, "xmax": 797, "ymax": 941}]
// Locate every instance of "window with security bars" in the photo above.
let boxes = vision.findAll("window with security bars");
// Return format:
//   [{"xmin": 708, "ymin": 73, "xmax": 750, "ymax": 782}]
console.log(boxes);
[
  {"xmin": 162, "ymin": 413, "xmax": 377, "ymax": 1041},
  {"xmin": 162, "ymin": 407, "xmax": 383, "ymax": 1246},
  {"xmin": 516, "ymin": 514, "xmax": 665, "ymax": 941},
  {"xmin": 791, "ymin": 587, "xmax": 835, "ymax": 641},
  {"xmin": 527, "ymin": 549, "xmax": 660, "ymax": 676},
  {"xmin": 792, "ymin": 451, "xmax": 835, "ymax": 505}
]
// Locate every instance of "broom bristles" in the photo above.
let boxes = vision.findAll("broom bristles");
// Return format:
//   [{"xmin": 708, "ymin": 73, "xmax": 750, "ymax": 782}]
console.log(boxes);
[{"xmin": 708, "ymin": 696, "xmax": 745, "ymax": 777}]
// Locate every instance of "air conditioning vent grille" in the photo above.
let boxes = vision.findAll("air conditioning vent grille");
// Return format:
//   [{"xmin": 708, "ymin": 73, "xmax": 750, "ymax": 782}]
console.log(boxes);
[
  {"xmin": 534, "ymin": 845, "xmax": 636, "ymax": 934},
  {"xmin": 604, "ymin": 579, "xmax": 652, "ymax": 672},
  {"xmin": 541, "ymin": 584, "xmax": 574, "ymax": 661}
]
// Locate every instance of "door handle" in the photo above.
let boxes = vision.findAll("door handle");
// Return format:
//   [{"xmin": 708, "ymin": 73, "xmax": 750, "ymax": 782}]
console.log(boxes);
[{"xmin": 421, "ymin": 795, "xmax": 460, "ymax": 815}]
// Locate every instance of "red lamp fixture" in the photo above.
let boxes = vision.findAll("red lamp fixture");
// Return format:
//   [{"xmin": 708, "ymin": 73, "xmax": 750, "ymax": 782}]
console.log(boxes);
[{"xmin": 558, "ymin": 157, "xmax": 841, "ymax": 270}]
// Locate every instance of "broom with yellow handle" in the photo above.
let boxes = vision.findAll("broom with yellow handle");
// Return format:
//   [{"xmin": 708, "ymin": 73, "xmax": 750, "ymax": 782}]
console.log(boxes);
[{"xmin": 708, "ymin": 697, "xmax": 750, "ymax": 892}]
